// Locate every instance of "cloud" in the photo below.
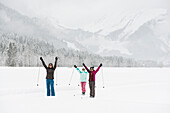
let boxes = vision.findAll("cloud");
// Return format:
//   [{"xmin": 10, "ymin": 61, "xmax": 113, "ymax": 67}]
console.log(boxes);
[{"xmin": 0, "ymin": 0, "xmax": 169, "ymax": 28}]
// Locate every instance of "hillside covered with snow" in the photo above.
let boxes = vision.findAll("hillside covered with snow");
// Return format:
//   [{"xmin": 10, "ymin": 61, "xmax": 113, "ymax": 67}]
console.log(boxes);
[{"xmin": 0, "ymin": 2, "xmax": 170, "ymax": 66}]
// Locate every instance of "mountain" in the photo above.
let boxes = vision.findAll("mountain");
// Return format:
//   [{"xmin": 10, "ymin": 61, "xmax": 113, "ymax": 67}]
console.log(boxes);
[
  {"xmin": 0, "ymin": 2, "xmax": 170, "ymax": 66},
  {"xmin": 0, "ymin": 2, "xmax": 89, "ymax": 51},
  {"xmin": 80, "ymin": 9, "xmax": 170, "ymax": 63}
]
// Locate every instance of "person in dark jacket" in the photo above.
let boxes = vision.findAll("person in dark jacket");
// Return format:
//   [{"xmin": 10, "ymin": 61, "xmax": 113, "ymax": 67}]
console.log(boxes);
[
  {"xmin": 82, "ymin": 63, "xmax": 102, "ymax": 98},
  {"xmin": 40, "ymin": 57, "xmax": 58, "ymax": 96}
]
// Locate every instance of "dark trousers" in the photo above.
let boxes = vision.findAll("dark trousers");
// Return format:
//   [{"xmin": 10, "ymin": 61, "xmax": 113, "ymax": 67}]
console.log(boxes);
[
  {"xmin": 89, "ymin": 81, "xmax": 95, "ymax": 97},
  {"xmin": 46, "ymin": 79, "xmax": 55, "ymax": 96}
]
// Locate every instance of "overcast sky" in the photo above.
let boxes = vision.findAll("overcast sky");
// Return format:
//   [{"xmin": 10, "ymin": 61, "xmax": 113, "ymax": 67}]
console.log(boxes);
[{"xmin": 1, "ymin": 0, "xmax": 169, "ymax": 28}]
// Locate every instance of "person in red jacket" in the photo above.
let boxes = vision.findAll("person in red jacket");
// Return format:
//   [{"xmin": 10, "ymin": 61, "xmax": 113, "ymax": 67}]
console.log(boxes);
[{"xmin": 82, "ymin": 63, "xmax": 102, "ymax": 98}]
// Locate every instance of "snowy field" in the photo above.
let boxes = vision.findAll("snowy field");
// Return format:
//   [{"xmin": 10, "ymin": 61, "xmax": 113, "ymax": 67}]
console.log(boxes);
[{"xmin": 0, "ymin": 67, "xmax": 170, "ymax": 113}]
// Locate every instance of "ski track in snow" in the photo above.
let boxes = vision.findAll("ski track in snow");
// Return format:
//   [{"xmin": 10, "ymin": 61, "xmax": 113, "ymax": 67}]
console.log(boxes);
[{"xmin": 0, "ymin": 67, "xmax": 170, "ymax": 113}]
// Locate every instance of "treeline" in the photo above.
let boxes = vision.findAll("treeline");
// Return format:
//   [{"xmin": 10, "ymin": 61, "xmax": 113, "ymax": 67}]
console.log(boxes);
[{"xmin": 0, "ymin": 33, "xmax": 161, "ymax": 67}]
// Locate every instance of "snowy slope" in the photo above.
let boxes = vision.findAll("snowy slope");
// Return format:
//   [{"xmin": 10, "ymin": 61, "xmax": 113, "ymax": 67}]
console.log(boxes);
[
  {"xmin": 0, "ymin": 3, "xmax": 87, "ymax": 51},
  {"xmin": 1, "ymin": 2, "xmax": 170, "ymax": 64},
  {"xmin": 0, "ymin": 67, "xmax": 170, "ymax": 113},
  {"xmin": 80, "ymin": 9, "xmax": 170, "ymax": 62},
  {"xmin": 83, "ymin": 9, "xmax": 167, "ymax": 36}
]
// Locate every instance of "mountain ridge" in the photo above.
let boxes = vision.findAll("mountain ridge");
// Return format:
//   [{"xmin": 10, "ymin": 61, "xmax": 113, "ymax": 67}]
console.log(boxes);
[{"xmin": 0, "ymin": 2, "xmax": 170, "ymax": 65}]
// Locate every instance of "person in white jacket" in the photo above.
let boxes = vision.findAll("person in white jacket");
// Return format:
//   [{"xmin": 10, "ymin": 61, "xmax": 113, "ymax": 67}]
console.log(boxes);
[{"xmin": 74, "ymin": 65, "xmax": 88, "ymax": 95}]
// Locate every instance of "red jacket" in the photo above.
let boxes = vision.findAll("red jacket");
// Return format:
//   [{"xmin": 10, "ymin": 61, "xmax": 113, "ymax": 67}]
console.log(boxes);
[{"xmin": 84, "ymin": 65, "xmax": 101, "ymax": 81}]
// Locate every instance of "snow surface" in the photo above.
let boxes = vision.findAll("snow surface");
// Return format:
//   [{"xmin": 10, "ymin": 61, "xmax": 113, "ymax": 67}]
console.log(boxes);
[{"xmin": 0, "ymin": 67, "xmax": 170, "ymax": 113}]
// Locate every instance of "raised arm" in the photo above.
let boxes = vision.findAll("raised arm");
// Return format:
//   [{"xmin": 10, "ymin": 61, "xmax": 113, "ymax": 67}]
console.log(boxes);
[
  {"xmin": 77, "ymin": 68, "xmax": 82, "ymax": 73},
  {"xmin": 95, "ymin": 63, "xmax": 102, "ymax": 73},
  {"xmin": 82, "ymin": 63, "xmax": 90, "ymax": 73},
  {"xmin": 74, "ymin": 65, "xmax": 82, "ymax": 73},
  {"xmin": 40, "ymin": 57, "xmax": 47, "ymax": 69},
  {"xmin": 54, "ymin": 57, "xmax": 58, "ymax": 70}
]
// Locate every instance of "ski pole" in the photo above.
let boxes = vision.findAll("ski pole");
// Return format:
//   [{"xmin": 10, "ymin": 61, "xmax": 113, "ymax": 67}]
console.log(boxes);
[
  {"xmin": 37, "ymin": 67, "xmax": 41, "ymax": 86},
  {"xmin": 69, "ymin": 68, "xmax": 74, "ymax": 85},
  {"xmin": 77, "ymin": 72, "xmax": 80, "ymax": 86},
  {"xmin": 55, "ymin": 68, "xmax": 58, "ymax": 86},
  {"xmin": 77, "ymin": 81, "xmax": 80, "ymax": 87},
  {"xmin": 101, "ymin": 67, "xmax": 105, "ymax": 88}
]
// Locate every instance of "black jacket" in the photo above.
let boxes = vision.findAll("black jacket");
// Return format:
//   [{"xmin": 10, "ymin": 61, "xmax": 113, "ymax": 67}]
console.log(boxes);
[{"xmin": 41, "ymin": 59, "xmax": 57, "ymax": 79}]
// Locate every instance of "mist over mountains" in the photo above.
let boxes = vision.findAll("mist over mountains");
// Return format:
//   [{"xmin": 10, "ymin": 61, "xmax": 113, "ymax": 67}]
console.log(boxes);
[{"xmin": 0, "ymin": 2, "xmax": 169, "ymax": 67}]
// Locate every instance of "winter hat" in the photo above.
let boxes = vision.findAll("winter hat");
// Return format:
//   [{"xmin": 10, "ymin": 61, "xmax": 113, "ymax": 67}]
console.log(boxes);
[
  {"xmin": 90, "ymin": 67, "xmax": 94, "ymax": 69},
  {"xmin": 48, "ymin": 63, "xmax": 53, "ymax": 67}
]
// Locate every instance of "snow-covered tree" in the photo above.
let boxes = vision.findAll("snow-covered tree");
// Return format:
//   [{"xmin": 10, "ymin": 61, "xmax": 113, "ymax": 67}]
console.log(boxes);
[{"xmin": 6, "ymin": 42, "xmax": 17, "ymax": 66}]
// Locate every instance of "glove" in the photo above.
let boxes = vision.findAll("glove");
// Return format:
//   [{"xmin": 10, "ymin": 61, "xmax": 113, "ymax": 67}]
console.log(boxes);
[
  {"xmin": 55, "ymin": 57, "xmax": 58, "ymax": 60},
  {"xmin": 82, "ymin": 63, "xmax": 85, "ymax": 66},
  {"xmin": 40, "ymin": 57, "xmax": 43, "ymax": 61},
  {"xmin": 100, "ymin": 63, "xmax": 102, "ymax": 67},
  {"xmin": 74, "ymin": 65, "xmax": 77, "ymax": 68}
]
